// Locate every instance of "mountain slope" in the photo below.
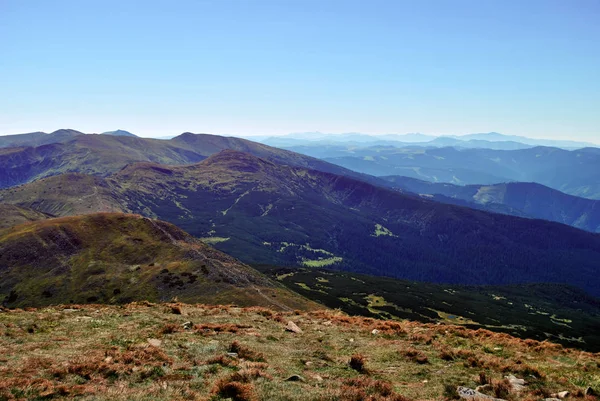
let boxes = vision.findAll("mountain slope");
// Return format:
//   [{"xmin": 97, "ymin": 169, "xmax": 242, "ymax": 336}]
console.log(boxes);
[
  {"xmin": 0, "ymin": 132, "xmax": 382, "ymax": 189},
  {"xmin": 0, "ymin": 204, "xmax": 51, "ymax": 229},
  {"xmin": 3, "ymin": 150, "xmax": 600, "ymax": 296},
  {"xmin": 0, "ymin": 213, "xmax": 316, "ymax": 310},
  {"xmin": 258, "ymin": 265, "xmax": 600, "ymax": 351},
  {"xmin": 383, "ymin": 176, "xmax": 600, "ymax": 233}
]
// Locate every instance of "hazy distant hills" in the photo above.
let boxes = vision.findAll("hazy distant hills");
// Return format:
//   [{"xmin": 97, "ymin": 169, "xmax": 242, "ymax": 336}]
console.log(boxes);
[
  {"xmin": 0, "ymin": 132, "xmax": 377, "ymax": 189},
  {"xmin": 383, "ymin": 177, "xmax": 600, "ymax": 233},
  {"xmin": 0, "ymin": 212, "xmax": 314, "ymax": 309},
  {"xmin": 3, "ymin": 150, "xmax": 600, "ymax": 296},
  {"xmin": 258, "ymin": 131, "xmax": 597, "ymax": 150},
  {"xmin": 314, "ymin": 146, "xmax": 600, "ymax": 199}
]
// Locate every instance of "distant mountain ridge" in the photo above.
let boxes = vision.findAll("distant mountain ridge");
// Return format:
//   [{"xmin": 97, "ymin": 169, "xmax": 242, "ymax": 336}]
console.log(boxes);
[
  {"xmin": 318, "ymin": 145, "xmax": 600, "ymax": 200},
  {"xmin": 258, "ymin": 131, "xmax": 597, "ymax": 150},
  {"xmin": 0, "ymin": 132, "xmax": 381, "ymax": 189},
  {"xmin": 0, "ymin": 129, "xmax": 84, "ymax": 148}
]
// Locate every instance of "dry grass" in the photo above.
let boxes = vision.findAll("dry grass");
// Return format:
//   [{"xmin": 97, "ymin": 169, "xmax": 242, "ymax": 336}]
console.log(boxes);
[{"xmin": 0, "ymin": 303, "xmax": 599, "ymax": 400}]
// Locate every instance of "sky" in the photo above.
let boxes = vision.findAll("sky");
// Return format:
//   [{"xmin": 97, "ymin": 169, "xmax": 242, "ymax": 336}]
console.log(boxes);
[{"xmin": 1, "ymin": 0, "xmax": 599, "ymax": 140}]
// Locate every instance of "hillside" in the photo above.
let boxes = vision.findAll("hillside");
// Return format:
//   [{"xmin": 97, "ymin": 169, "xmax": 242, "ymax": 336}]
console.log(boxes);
[
  {"xmin": 383, "ymin": 177, "xmax": 600, "ymax": 233},
  {"xmin": 256, "ymin": 265, "xmax": 600, "ymax": 352},
  {"xmin": 0, "ymin": 204, "xmax": 50, "ymax": 229},
  {"xmin": 3, "ymin": 150, "xmax": 600, "ymax": 297},
  {"xmin": 0, "ymin": 213, "xmax": 316, "ymax": 310},
  {"xmin": 1, "ymin": 303, "xmax": 599, "ymax": 400},
  {"xmin": 0, "ymin": 132, "xmax": 378, "ymax": 189}
]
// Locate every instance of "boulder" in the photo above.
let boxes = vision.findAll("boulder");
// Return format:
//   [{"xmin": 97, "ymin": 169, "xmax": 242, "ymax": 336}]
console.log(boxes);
[
  {"xmin": 285, "ymin": 321, "xmax": 303, "ymax": 333},
  {"xmin": 505, "ymin": 375, "xmax": 526, "ymax": 392}
]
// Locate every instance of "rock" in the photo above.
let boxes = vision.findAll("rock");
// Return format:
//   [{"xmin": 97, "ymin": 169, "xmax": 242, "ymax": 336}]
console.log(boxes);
[
  {"xmin": 147, "ymin": 338, "xmax": 162, "ymax": 347},
  {"xmin": 285, "ymin": 374, "xmax": 305, "ymax": 382},
  {"xmin": 371, "ymin": 329, "xmax": 380, "ymax": 335},
  {"xmin": 585, "ymin": 387, "xmax": 597, "ymax": 396},
  {"xmin": 457, "ymin": 386, "xmax": 506, "ymax": 400},
  {"xmin": 313, "ymin": 374, "xmax": 323, "ymax": 382},
  {"xmin": 182, "ymin": 321, "xmax": 193, "ymax": 330},
  {"xmin": 323, "ymin": 321, "xmax": 332, "ymax": 326},
  {"xmin": 505, "ymin": 375, "xmax": 526, "ymax": 392},
  {"xmin": 285, "ymin": 321, "xmax": 303, "ymax": 333},
  {"xmin": 550, "ymin": 391, "xmax": 569, "ymax": 399},
  {"xmin": 227, "ymin": 352, "xmax": 238, "ymax": 358},
  {"xmin": 348, "ymin": 338, "xmax": 354, "ymax": 342}
]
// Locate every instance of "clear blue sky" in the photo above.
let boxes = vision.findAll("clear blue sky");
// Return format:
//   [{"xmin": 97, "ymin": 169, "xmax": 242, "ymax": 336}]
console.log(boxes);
[{"xmin": 1, "ymin": 0, "xmax": 599, "ymax": 140}]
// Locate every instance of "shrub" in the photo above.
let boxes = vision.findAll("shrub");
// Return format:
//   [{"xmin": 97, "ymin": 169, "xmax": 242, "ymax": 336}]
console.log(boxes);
[
  {"xmin": 403, "ymin": 348, "xmax": 428, "ymax": 364},
  {"xmin": 229, "ymin": 341, "xmax": 265, "ymax": 362},
  {"xmin": 349, "ymin": 354, "xmax": 368, "ymax": 373}
]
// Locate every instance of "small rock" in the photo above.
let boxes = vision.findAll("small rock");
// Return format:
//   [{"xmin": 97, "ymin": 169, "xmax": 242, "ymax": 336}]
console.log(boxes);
[
  {"xmin": 550, "ymin": 391, "xmax": 569, "ymax": 399},
  {"xmin": 285, "ymin": 374, "xmax": 305, "ymax": 382},
  {"xmin": 585, "ymin": 387, "xmax": 597, "ymax": 396},
  {"xmin": 147, "ymin": 338, "xmax": 162, "ymax": 347},
  {"xmin": 104, "ymin": 356, "xmax": 113, "ymax": 363},
  {"xmin": 285, "ymin": 321, "xmax": 303, "ymax": 333},
  {"xmin": 371, "ymin": 329, "xmax": 380, "ymax": 335},
  {"xmin": 182, "ymin": 321, "xmax": 193, "ymax": 330},
  {"xmin": 313, "ymin": 374, "xmax": 323, "ymax": 382},
  {"xmin": 348, "ymin": 338, "xmax": 354, "ymax": 342},
  {"xmin": 323, "ymin": 321, "xmax": 332, "ymax": 326},
  {"xmin": 226, "ymin": 352, "xmax": 238, "ymax": 358},
  {"xmin": 304, "ymin": 361, "xmax": 313, "ymax": 367},
  {"xmin": 457, "ymin": 386, "xmax": 506, "ymax": 400}
]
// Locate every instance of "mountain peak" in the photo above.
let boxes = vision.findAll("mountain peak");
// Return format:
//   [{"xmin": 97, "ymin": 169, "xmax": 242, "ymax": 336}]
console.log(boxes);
[
  {"xmin": 101, "ymin": 129, "xmax": 137, "ymax": 137},
  {"xmin": 49, "ymin": 129, "xmax": 84, "ymax": 136}
]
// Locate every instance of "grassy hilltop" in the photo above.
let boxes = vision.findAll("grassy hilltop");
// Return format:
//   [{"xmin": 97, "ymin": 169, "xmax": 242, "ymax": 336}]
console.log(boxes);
[{"xmin": 1, "ymin": 303, "xmax": 599, "ymax": 401}]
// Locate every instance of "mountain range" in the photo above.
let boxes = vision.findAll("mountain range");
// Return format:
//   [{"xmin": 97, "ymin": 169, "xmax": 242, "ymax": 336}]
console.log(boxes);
[
  {"xmin": 308, "ymin": 146, "xmax": 600, "ymax": 199},
  {"xmin": 0, "ymin": 132, "xmax": 379, "ymax": 189},
  {"xmin": 257, "ymin": 131, "xmax": 598, "ymax": 150},
  {"xmin": 2, "ymin": 149, "xmax": 600, "ymax": 297}
]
